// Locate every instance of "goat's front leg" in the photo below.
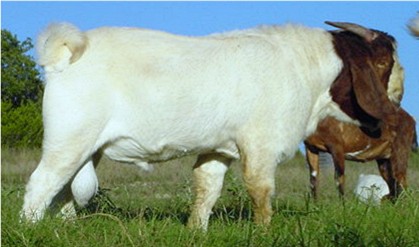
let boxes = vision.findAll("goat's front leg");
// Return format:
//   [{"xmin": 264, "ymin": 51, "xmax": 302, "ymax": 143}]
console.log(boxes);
[
  {"xmin": 241, "ymin": 150, "xmax": 276, "ymax": 226},
  {"xmin": 305, "ymin": 146, "xmax": 320, "ymax": 200},
  {"xmin": 329, "ymin": 146, "xmax": 345, "ymax": 198},
  {"xmin": 334, "ymin": 167, "xmax": 345, "ymax": 197}
]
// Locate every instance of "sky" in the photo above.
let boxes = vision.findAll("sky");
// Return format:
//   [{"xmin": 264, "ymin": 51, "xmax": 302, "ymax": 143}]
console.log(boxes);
[{"xmin": 2, "ymin": 1, "xmax": 419, "ymax": 138}]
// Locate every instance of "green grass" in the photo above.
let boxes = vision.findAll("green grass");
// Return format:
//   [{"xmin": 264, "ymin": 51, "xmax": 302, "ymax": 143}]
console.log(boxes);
[{"xmin": 2, "ymin": 148, "xmax": 419, "ymax": 246}]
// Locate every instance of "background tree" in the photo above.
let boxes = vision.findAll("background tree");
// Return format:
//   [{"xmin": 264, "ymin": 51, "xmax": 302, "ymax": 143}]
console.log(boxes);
[{"xmin": 1, "ymin": 29, "xmax": 44, "ymax": 148}]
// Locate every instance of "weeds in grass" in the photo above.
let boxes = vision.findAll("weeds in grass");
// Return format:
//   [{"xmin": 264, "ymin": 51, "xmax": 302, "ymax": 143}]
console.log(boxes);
[{"xmin": 2, "ymin": 149, "xmax": 419, "ymax": 246}]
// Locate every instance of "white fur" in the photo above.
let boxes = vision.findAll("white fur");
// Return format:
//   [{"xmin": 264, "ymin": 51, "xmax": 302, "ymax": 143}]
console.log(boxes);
[
  {"xmin": 36, "ymin": 23, "xmax": 87, "ymax": 72},
  {"xmin": 71, "ymin": 161, "xmax": 98, "ymax": 206},
  {"xmin": 189, "ymin": 158, "xmax": 229, "ymax": 231},
  {"xmin": 23, "ymin": 22, "xmax": 353, "ymax": 228},
  {"xmin": 387, "ymin": 50, "xmax": 404, "ymax": 104},
  {"xmin": 354, "ymin": 174, "xmax": 389, "ymax": 205}
]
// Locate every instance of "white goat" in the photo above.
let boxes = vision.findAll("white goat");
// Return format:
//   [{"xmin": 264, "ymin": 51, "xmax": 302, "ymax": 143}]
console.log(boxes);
[{"xmin": 22, "ymin": 21, "xmax": 402, "ymax": 230}]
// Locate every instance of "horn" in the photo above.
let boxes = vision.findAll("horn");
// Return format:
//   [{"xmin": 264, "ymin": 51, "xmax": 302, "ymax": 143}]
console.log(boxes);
[
  {"xmin": 407, "ymin": 15, "xmax": 419, "ymax": 38},
  {"xmin": 325, "ymin": 21, "xmax": 378, "ymax": 42}
]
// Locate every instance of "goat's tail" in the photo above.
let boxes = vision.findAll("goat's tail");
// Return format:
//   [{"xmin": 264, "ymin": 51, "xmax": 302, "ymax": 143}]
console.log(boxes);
[
  {"xmin": 408, "ymin": 14, "xmax": 419, "ymax": 38},
  {"xmin": 36, "ymin": 23, "xmax": 88, "ymax": 71}
]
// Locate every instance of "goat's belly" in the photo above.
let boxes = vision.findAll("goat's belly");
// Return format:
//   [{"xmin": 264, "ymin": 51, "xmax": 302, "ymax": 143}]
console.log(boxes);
[
  {"xmin": 102, "ymin": 137, "xmax": 239, "ymax": 165},
  {"xmin": 344, "ymin": 141, "xmax": 391, "ymax": 161},
  {"xmin": 103, "ymin": 138, "xmax": 188, "ymax": 164}
]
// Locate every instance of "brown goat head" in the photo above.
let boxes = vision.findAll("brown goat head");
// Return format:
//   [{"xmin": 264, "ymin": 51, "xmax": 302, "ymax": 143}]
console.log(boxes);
[{"xmin": 326, "ymin": 21, "xmax": 403, "ymax": 131}]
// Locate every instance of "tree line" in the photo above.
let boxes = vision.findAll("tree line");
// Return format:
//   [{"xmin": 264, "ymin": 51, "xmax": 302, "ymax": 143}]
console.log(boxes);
[{"xmin": 2, "ymin": 29, "xmax": 44, "ymax": 148}]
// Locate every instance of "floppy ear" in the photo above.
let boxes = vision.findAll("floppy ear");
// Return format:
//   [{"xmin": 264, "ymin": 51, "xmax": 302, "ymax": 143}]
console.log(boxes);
[{"xmin": 350, "ymin": 61, "xmax": 398, "ymax": 127}]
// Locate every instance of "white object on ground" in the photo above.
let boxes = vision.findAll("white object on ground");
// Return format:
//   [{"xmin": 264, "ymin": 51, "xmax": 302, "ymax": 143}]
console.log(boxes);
[{"xmin": 354, "ymin": 174, "xmax": 389, "ymax": 204}]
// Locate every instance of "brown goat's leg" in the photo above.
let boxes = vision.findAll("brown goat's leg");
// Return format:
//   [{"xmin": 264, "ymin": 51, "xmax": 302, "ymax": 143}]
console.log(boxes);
[
  {"xmin": 330, "ymin": 148, "xmax": 345, "ymax": 198},
  {"xmin": 334, "ymin": 168, "xmax": 345, "ymax": 198},
  {"xmin": 306, "ymin": 147, "xmax": 320, "ymax": 200},
  {"xmin": 389, "ymin": 124, "xmax": 410, "ymax": 198},
  {"xmin": 391, "ymin": 154, "xmax": 408, "ymax": 194},
  {"xmin": 392, "ymin": 163, "xmax": 407, "ymax": 198},
  {"xmin": 377, "ymin": 159, "xmax": 397, "ymax": 199},
  {"xmin": 385, "ymin": 110, "xmax": 414, "ymax": 199}
]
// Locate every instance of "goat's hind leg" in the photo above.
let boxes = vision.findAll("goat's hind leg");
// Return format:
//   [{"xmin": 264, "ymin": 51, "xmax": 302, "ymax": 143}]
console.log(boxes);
[
  {"xmin": 21, "ymin": 146, "xmax": 93, "ymax": 223},
  {"xmin": 71, "ymin": 152, "xmax": 102, "ymax": 207},
  {"xmin": 377, "ymin": 159, "xmax": 398, "ymax": 200},
  {"xmin": 56, "ymin": 152, "xmax": 102, "ymax": 219}
]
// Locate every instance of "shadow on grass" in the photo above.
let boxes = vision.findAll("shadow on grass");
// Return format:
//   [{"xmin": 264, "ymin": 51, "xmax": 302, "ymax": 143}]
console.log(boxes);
[
  {"xmin": 76, "ymin": 188, "xmax": 188, "ymax": 224},
  {"xmin": 77, "ymin": 188, "xmax": 252, "ymax": 225},
  {"xmin": 76, "ymin": 188, "xmax": 322, "ymax": 226}
]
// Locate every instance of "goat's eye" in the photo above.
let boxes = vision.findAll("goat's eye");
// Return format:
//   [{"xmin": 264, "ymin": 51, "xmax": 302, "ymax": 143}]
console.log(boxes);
[{"xmin": 376, "ymin": 61, "xmax": 388, "ymax": 69}]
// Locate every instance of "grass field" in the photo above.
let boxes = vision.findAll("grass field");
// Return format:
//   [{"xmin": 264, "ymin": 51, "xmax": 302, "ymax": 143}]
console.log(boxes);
[{"xmin": 2, "ymin": 148, "xmax": 419, "ymax": 246}]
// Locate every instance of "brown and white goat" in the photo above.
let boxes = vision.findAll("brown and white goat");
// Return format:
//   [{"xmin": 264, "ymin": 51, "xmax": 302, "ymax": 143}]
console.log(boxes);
[
  {"xmin": 304, "ymin": 108, "xmax": 416, "ymax": 200},
  {"xmin": 22, "ymin": 21, "xmax": 402, "ymax": 230},
  {"xmin": 304, "ymin": 21, "xmax": 409, "ymax": 200}
]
